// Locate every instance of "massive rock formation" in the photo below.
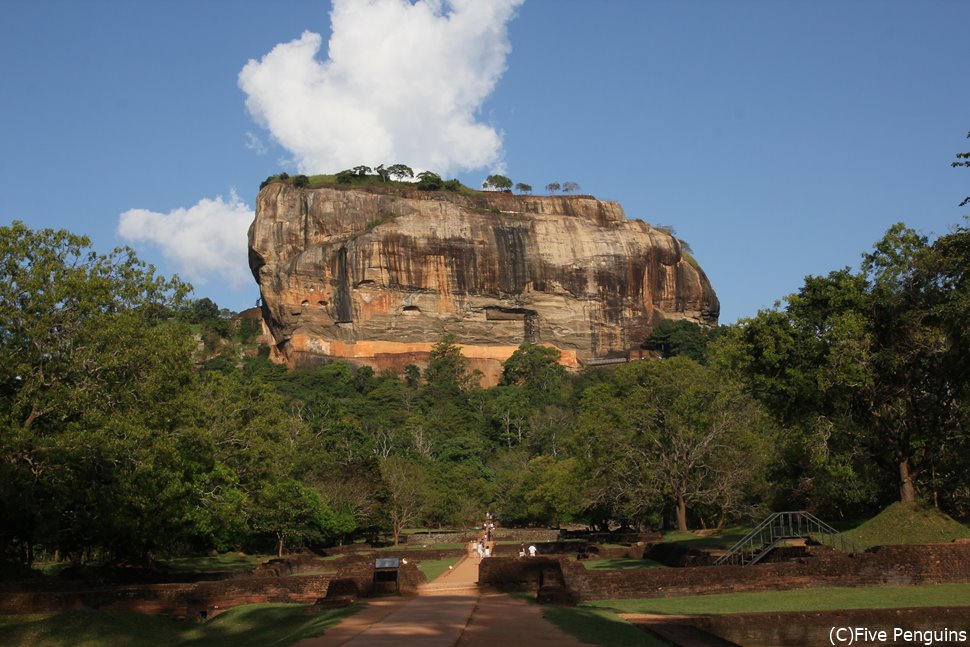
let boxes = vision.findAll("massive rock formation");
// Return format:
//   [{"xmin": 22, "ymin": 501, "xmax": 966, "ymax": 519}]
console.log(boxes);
[{"xmin": 249, "ymin": 183, "xmax": 718, "ymax": 381}]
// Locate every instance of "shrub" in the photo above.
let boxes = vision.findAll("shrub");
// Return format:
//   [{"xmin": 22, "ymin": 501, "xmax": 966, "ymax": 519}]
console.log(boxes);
[{"xmin": 416, "ymin": 171, "xmax": 443, "ymax": 191}]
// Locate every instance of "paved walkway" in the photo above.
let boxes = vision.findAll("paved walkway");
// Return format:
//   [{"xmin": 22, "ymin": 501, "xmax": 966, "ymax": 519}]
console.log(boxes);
[{"xmin": 297, "ymin": 556, "xmax": 593, "ymax": 647}]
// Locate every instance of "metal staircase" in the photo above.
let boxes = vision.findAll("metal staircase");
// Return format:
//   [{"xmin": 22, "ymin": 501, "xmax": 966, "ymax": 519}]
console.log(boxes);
[{"xmin": 714, "ymin": 511, "xmax": 858, "ymax": 566}]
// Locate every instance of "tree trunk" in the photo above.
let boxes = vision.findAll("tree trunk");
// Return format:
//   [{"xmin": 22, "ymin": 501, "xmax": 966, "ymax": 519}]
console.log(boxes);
[
  {"xmin": 676, "ymin": 491, "xmax": 688, "ymax": 532},
  {"xmin": 276, "ymin": 534, "xmax": 284, "ymax": 558},
  {"xmin": 899, "ymin": 458, "xmax": 917, "ymax": 503}
]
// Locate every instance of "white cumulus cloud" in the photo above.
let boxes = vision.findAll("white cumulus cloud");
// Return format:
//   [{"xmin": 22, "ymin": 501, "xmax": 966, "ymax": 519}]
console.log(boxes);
[
  {"xmin": 118, "ymin": 191, "xmax": 254, "ymax": 287},
  {"xmin": 238, "ymin": 0, "xmax": 523, "ymax": 176}
]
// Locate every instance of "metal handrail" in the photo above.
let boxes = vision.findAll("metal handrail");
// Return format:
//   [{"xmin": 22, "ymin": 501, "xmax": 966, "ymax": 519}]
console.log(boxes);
[{"xmin": 713, "ymin": 511, "xmax": 859, "ymax": 566}]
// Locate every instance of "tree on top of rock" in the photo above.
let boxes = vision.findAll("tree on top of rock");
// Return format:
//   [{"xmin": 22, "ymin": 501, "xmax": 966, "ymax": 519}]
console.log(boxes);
[
  {"xmin": 387, "ymin": 164, "xmax": 414, "ymax": 181},
  {"xmin": 953, "ymin": 131, "xmax": 970, "ymax": 208},
  {"xmin": 416, "ymin": 171, "xmax": 442, "ymax": 191},
  {"xmin": 483, "ymin": 174, "xmax": 513, "ymax": 191}
]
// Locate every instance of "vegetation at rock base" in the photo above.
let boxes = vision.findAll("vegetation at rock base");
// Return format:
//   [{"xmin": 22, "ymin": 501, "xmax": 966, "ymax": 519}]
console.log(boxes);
[
  {"xmin": 718, "ymin": 220, "xmax": 970, "ymax": 514},
  {"xmin": 642, "ymin": 320, "xmax": 727, "ymax": 363},
  {"xmin": 2, "ymin": 143, "xmax": 969, "ymax": 572}
]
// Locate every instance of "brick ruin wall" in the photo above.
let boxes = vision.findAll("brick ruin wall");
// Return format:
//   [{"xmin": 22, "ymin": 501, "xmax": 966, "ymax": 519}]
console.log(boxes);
[
  {"xmin": 0, "ymin": 574, "xmax": 333, "ymax": 619},
  {"xmin": 404, "ymin": 528, "xmax": 561, "ymax": 545},
  {"xmin": 480, "ymin": 544, "xmax": 970, "ymax": 601},
  {"xmin": 0, "ymin": 553, "xmax": 426, "ymax": 619},
  {"xmin": 684, "ymin": 607, "xmax": 970, "ymax": 647}
]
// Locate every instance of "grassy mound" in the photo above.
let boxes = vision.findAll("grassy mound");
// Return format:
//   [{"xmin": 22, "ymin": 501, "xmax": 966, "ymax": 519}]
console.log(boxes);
[{"xmin": 842, "ymin": 502, "xmax": 970, "ymax": 549}]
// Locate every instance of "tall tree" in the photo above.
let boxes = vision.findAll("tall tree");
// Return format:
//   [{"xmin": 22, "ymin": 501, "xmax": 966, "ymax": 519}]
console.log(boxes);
[
  {"xmin": 577, "ymin": 357, "xmax": 773, "ymax": 531},
  {"xmin": 379, "ymin": 457, "xmax": 426, "ymax": 545},
  {"xmin": 253, "ymin": 479, "xmax": 340, "ymax": 557},
  {"xmin": 726, "ymin": 223, "xmax": 969, "ymax": 507},
  {"xmin": 500, "ymin": 343, "xmax": 566, "ymax": 404},
  {"xmin": 0, "ymin": 222, "xmax": 194, "ymax": 562},
  {"xmin": 643, "ymin": 320, "xmax": 709, "ymax": 362},
  {"xmin": 483, "ymin": 174, "xmax": 513, "ymax": 191},
  {"xmin": 953, "ymin": 131, "xmax": 969, "ymax": 208},
  {"xmin": 387, "ymin": 164, "xmax": 414, "ymax": 181}
]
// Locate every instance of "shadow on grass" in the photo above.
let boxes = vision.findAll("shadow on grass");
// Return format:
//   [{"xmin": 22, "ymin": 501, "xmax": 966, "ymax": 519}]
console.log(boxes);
[
  {"xmin": 0, "ymin": 603, "xmax": 359, "ymax": 647},
  {"xmin": 541, "ymin": 606, "xmax": 673, "ymax": 647},
  {"xmin": 660, "ymin": 527, "xmax": 752, "ymax": 550},
  {"xmin": 156, "ymin": 553, "xmax": 273, "ymax": 573},
  {"xmin": 583, "ymin": 558, "xmax": 667, "ymax": 571}
]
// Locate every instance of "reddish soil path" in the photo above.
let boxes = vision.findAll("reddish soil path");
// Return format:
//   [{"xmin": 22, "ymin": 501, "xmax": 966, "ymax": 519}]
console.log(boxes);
[
  {"xmin": 297, "ymin": 556, "xmax": 593, "ymax": 647},
  {"xmin": 454, "ymin": 592, "xmax": 595, "ymax": 646}
]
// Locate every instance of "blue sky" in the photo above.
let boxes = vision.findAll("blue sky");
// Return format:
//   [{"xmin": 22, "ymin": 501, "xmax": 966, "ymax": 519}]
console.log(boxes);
[{"xmin": 2, "ymin": 0, "xmax": 968, "ymax": 323}]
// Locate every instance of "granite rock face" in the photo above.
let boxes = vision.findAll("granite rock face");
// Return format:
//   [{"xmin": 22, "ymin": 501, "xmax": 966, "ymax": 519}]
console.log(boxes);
[{"xmin": 248, "ymin": 184, "xmax": 719, "ymax": 381}]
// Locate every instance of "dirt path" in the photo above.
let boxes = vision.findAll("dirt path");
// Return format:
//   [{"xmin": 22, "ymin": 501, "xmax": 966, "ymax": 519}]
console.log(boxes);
[
  {"xmin": 297, "ymin": 556, "xmax": 592, "ymax": 647},
  {"xmin": 455, "ymin": 592, "xmax": 594, "ymax": 646}
]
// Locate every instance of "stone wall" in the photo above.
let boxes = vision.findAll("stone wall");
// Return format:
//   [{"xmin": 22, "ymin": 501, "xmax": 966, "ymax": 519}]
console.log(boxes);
[
  {"xmin": 0, "ymin": 574, "xmax": 332, "ymax": 618},
  {"xmin": 566, "ymin": 544, "xmax": 970, "ymax": 601},
  {"xmin": 404, "ymin": 532, "xmax": 473, "ymax": 545},
  {"xmin": 656, "ymin": 607, "xmax": 970, "ymax": 647},
  {"xmin": 478, "ymin": 557, "xmax": 562, "ymax": 594},
  {"xmin": 0, "ymin": 552, "xmax": 429, "ymax": 618},
  {"xmin": 478, "ymin": 544, "xmax": 970, "ymax": 603},
  {"xmin": 402, "ymin": 528, "xmax": 560, "ymax": 545}
]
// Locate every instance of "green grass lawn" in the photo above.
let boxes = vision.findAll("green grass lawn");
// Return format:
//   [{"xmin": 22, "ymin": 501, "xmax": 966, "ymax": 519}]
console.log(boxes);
[
  {"xmin": 582, "ymin": 558, "xmax": 667, "ymax": 571},
  {"xmin": 377, "ymin": 542, "xmax": 466, "ymax": 551},
  {"xmin": 415, "ymin": 557, "xmax": 462, "ymax": 582},
  {"xmin": 660, "ymin": 526, "xmax": 753, "ymax": 550},
  {"xmin": 585, "ymin": 582, "xmax": 970, "ymax": 616},
  {"xmin": 839, "ymin": 502, "xmax": 970, "ymax": 549},
  {"xmin": 542, "ymin": 606, "xmax": 672, "ymax": 647},
  {"xmin": 0, "ymin": 603, "xmax": 358, "ymax": 647},
  {"xmin": 32, "ymin": 552, "xmax": 274, "ymax": 577},
  {"xmin": 156, "ymin": 552, "xmax": 274, "ymax": 572}
]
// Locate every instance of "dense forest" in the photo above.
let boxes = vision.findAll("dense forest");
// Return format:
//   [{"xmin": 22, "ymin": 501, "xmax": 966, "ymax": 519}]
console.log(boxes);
[{"xmin": 1, "ymin": 216, "xmax": 967, "ymax": 566}]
